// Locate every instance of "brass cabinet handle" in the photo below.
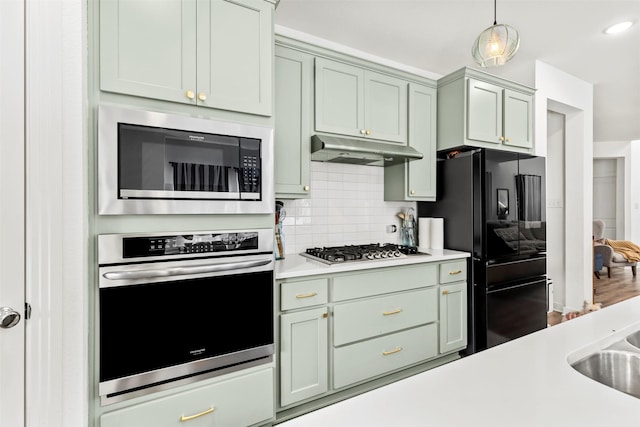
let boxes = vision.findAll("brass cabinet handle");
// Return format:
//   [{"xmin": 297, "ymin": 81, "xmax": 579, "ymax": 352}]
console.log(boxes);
[
  {"xmin": 506, "ymin": 137, "xmax": 511, "ymax": 142},
  {"xmin": 449, "ymin": 270, "xmax": 462, "ymax": 275},
  {"xmin": 295, "ymin": 292, "xmax": 317, "ymax": 299},
  {"xmin": 383, "ymin": 347, "xmax": 403, "ymax": 355},
  {"xmin": 198, "ymin": 92, "xmax": 207, "ymax": 101},
  {"xmin": 442, "ymin": 290, "xmax": 449, "ymax": 295},
  {"xmin": 365, "ymin": 130, "xmax": 371, "ymax": 135},
  {"xmin": 185, "ymin": 90, "xmax": 195, "ymax": 100},
  {"xmin": 382, "ymin": 308, "xmax": 402, "ymax": 316},
  {"xmin": 499, "ymin": 136, "xmax": 505, "ymax": 142},
  {"xmin": 410, "ymin": 190, "xmax": 415, "ymax": 195},
  {"xmin": 303, "ymin": 185, "xmax": 310, "ymax": 191},
  {"xmin": 360, "ymin": 129, "xmax": 366, "ymax": 135},
  {"xmin": 180, "ymin": 406, "xmax": 215, "ymax": 422}
]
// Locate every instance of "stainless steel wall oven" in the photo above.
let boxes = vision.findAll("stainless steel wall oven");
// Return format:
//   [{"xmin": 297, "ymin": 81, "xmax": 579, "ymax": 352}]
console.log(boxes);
[
  {"xmin": 98, "ymin": 104, "xmax": 274, "ymax": 215},
  {"xmin": 97, "ymin": 228, "xmax": 274, "ymax": 404}
]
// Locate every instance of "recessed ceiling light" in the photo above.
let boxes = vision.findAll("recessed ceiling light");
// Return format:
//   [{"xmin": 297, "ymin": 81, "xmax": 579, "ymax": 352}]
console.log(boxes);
[{"xmin": 604, "ymin": 21, "xmax": 633, "ymax": 35}]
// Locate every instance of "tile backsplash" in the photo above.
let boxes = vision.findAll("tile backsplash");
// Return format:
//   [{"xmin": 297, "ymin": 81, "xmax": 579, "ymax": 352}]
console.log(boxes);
[{"xmin": 278, "ymin": 162, "xmax": 417, "ymax": 254}]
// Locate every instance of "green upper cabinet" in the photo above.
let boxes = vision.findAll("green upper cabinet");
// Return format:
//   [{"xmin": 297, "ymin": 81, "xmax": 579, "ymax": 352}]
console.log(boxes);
[
  {"xmin": 384, "ymin": 83, "xmax": 437, "ymax": 201},
  {"xmin": 100, "ymin": 0, "xmax": 273, "ymax": 116},
  {"xmin": 437, "ymin": 67, "xmax": 534, "ymax": 153},
  {"xmin": 466, "ymin": 79, "xmax": 503, "ymax": 144},
  {"xmin": 503, "ymin": 88, "xmax": 534, "ymax": 149},
  {"xmin": 274, "ymin": 45, "xmax": 313, "ymax": 198},
  {"xmin": 314, "ymin": 57, "xmax": 408, "ymax": 143}
]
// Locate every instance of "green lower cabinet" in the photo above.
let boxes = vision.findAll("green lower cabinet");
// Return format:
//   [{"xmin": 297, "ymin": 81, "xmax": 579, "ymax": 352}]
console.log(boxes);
[
  {"xmin": 439, "ymin": 281, "xmax": 468, "ymax": 353},
  {"xmin": 276, "ymin": 259, "xmax": 468, "ymax": 419},
  {"xmin": 279, "ymin": 307, "xmax": 329, "ymax": 407},
  {"xmin": 100, "ymin": 367, "xmax": 274, "ymax": 427},
  {"xmin": 333, "ymin": 324, "xmax": 438, "ymax": 389}
]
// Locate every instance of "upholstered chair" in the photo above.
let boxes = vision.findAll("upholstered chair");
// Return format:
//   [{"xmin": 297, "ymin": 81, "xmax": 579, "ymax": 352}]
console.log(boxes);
[{"xmin": 593, "ymin": 219, "xmax": 638, "ymax": 278}]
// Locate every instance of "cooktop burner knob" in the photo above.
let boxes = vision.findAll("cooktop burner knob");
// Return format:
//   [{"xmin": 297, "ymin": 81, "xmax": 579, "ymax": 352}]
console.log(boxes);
[
  {"xmin": 393, "ymin": 250, "xmax": 402, "ymax": 257},
  {"xmin": 366, "ymin": 252, "xmax": 375, "ymax": 260}
]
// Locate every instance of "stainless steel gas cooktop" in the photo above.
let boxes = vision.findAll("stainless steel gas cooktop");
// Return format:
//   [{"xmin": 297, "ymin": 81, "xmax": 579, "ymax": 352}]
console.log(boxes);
[{"xmin": 301, "ymin": 243, "xmax": 418, "ymax": 265}]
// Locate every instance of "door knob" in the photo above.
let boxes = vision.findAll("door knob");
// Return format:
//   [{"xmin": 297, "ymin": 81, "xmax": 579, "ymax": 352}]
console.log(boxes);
[{"xmin": 0, "ymin": 307, "xmax": 21, "ymax": 329}]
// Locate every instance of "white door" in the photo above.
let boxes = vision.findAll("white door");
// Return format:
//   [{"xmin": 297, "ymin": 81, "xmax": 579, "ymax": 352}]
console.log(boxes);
[
  {"xmin": 0, "ymin": 0, "xmax": 26, "ymax": 425},
  {"xmin": 593, "ymin": 159, "xmax": 617, "ymax": 238}
]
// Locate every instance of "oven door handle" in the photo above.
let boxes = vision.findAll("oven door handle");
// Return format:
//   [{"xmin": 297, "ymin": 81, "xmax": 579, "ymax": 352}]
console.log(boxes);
[{"xmin": 102, "ymin": 259, "xmax": 272, "ymax": 281}]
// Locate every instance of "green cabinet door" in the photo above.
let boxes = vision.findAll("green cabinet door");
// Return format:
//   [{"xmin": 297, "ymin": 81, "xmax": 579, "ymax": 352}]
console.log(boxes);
[
  {"xmin": 503, "ymin": 89, "xmax": 533, "ymax": 149},
  {"xmin": 100, "ymin": 0, "xmax": 198, "ymax": 105},
  {"xmin": 274, "ymin": 46, "xmax": 312, "ymax": 198},
  {"xmin": 364, "ymin": 71, "xmax": 408, "ymax": 143},
  {"xmin": 439, "ymin": 281, "xmax": 468, "ymax": 353},
  {"xmin": 198, "ymin": 0, "xmax": 273, "ymax": 115},
  {"xmin": 314, "ymin": 57, "xmax": 365, "ymax": 138},
  {"xmin": 466, "ymin": 78, "xmax": 503, "ymax": 145},
  {"xmin": 384, "ymin": 83, "xmax": 436, "ymax": 201},
  {"xmin": 280, "ymin": 307, "xmax": 328, "ymax": 407},
  {"xmin": 100, "ymin": 0, "xmax": 273, "ymax": 116}
]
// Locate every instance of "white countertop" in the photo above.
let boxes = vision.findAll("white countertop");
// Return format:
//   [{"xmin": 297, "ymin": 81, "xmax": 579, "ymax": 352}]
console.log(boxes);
[
  {"xmin": 275, "ymin": 249, "xmax": 470, "ymax": 279},
  {"xmin": 278, "ymin": 295, "xmax": 640, "ymax": 427}
]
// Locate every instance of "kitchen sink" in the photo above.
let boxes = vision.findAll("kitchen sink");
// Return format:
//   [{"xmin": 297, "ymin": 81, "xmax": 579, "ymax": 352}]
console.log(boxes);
[
  {"xmin": 569, "ymin": 327, "xmax": 640, "ymax": 400},
  {"xmin": 570, "ymin": 350, "xmax": 640, "ymax": 399},
  {"xmin": 626, "ymin": 330, "xmax": 640, "ymax": 349}
]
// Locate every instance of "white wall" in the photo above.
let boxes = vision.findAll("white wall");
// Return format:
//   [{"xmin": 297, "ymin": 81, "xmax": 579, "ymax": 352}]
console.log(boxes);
[
  {"xmin": 546, "ymin": 111, "xmax": 566, "ymax": 311},
  {"xmin": 535, "ymin": 61, "xmax": 593, "ymax": 312}
]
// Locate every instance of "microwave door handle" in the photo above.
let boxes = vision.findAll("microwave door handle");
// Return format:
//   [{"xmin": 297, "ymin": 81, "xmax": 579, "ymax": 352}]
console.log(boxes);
[{"xmin": 103, "ymin": 259, "xmax": 272, "ymax": 281}]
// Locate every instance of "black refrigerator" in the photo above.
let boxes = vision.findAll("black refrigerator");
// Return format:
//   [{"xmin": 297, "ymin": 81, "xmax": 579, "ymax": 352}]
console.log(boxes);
[{"xmin": 418, "ymin": 148, "xmax": 547, "ymax": 355}]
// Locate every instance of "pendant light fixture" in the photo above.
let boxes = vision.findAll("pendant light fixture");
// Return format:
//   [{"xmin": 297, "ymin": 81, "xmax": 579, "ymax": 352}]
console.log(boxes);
[{"xmin": 471, "ymin": 0, "xmax": 520, "ymax": 67}]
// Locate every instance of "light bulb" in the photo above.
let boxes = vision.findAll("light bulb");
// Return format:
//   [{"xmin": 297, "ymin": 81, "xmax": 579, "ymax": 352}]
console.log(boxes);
[{"xmin": 605, "ymin": 21, "xmax": 633, "ymax": 35}]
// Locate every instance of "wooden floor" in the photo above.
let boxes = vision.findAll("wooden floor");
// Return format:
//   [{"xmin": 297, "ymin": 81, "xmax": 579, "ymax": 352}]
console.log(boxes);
[{"xmin": 548, "ymin": 266, "xmax": 640, "ymax": 326}]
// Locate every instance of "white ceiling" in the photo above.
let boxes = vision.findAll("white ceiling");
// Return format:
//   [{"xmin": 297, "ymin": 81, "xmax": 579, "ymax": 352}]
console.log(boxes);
[{"xmin": 275, "ymin": 0, "xmax": 640, "ymax": 143}]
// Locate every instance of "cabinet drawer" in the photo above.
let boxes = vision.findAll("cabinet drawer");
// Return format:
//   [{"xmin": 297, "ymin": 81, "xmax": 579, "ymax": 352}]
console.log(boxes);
[
  {"xmin": 280, "ymin": 278, "xmax": 328, "ymax": 311},
  {"xmin": 333, "ymin": 288, "xmax": 437, "ymax": 346},
  {"xmin": 100, "ymin": 368, "xmax": 274, "ymax": 427},
  {"xmin": 332, "ymin": 264, "xmax": 437, "ymax": 301},
  {"xmin": 439, "ymin": 260, "xmax": 467, "ymax": 284},
  {"xmin": 333, "ymin": 324, "xmax": 438, "ymax": 389}
]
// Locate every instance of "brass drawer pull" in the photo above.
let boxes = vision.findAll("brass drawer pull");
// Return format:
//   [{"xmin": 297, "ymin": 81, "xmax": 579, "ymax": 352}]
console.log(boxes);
[
  {"xmin": 383, "ymin": 347, "xmax": 403, "ymax": 355},
  {"xmin": 449, "ymin": 270, "xmax": 462, "ymax": 275},
  {"xmin": 180, "ymin": 406, "xmax": 215, "ymax": 422},
  {"xmin": 382, "ymin": 308, "xmax": 402, "ymax": 316},
  {"xmin": 295, "ymin": 292, "xmax": 317, "ymax": 299},
  {"xmin": 442, "ymin": 290, "xmax": 449, "ymax": 295}
]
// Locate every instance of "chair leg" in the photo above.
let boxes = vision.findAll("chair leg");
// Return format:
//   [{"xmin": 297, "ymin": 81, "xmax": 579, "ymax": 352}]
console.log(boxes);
[
  {"xmin": 633, "ymin": 266, "xmax": 637, "ymax": 277},
  {"xmin": 594, "ymin": 271, "xmax": 600, "ymax": 279},
  {"xmin": 608, "ymin": 267, "xmax": 611, "ymax": 278}
]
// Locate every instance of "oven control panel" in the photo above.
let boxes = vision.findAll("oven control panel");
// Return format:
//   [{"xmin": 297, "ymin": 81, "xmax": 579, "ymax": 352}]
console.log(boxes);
[
  {"xmin": 98, "ymin": 228, "xmax": 273, "ymax": 265},
  {"xmin": 122, "ymin": 232, "xmax": 259, "ymax": 258}
]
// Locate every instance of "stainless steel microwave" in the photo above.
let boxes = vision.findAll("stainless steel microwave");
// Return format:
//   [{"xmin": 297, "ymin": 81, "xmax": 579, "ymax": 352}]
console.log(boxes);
[{"xmin": 97, "ymin": 104, "xmax": 274, "ymax": 215}]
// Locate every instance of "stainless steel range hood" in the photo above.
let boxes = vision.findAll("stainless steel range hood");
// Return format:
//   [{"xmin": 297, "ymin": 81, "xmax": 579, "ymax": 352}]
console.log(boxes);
[{"xmin": 311, "ymin": 135, "xmax": 423, "ymax": 166}]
